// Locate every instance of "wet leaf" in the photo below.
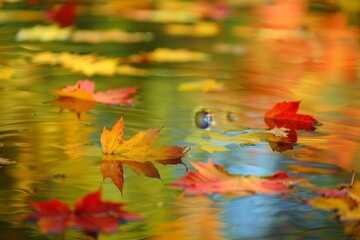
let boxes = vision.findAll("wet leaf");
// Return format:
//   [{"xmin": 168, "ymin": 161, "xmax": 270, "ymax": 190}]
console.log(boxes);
[
  {"xmin": 264, "ymin": 101, "xmax": 320, "ymax": 130},
  {"xmin": 165, "ymin": 22, "xmax": 220, "ymax": 37},
  {"xmin": 306, "ymin": 180, "xmax": 360, "ymax": 228},
  {"xmin": 100, "ymin": 117, "xmax": 187, "ymax": 193},
  {"xmin": 314, "ymin": 187, "xmax": 348, "ymax": 198},
  {"xmin": 101, "ymin": 117, "xmax": 186, "ymax": 157},
  {"xmin": 16, "ymin": 24, "xmax": 153, "ymax": 43},
  {"xmin": 308, "ymin": 196, "xmax": 356, "ymax": 213},
  {"xmin": 123, "ymin": 48, "xmax": 209, "ymax": 64},
  {"xmin": 45, "ymin": 0, "xmax": 76, "ymax": 27},
  {"xmin": 171, "ymin": 159, "xmax": 308, "ymax": 196},
  {"xmin": 32, "ymin": 52, "xmax": 147, "ymax": 76},
  {"xmin": 178, "ymin": 79, "xmax": 224, "ymax": 92},
  {"xmin": 53, "ymin": 80, "xmax": 137, "ymax": 105},
  {"xmin": 27, "ymin": 189, "xmax": 141, "ymax": 235}
]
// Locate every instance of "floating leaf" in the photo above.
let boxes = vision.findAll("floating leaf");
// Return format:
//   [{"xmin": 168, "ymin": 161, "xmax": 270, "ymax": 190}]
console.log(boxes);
[
  {"xmin": 264, "ymin": 101, "xmax": 320, "ymax": 131},
  {"xmin": 16, "ymin": 24, "xmax": 153, "ymax": 43},
  {"xmin": 27, "ymin": 189, "xmax": 141, "ymax": 236},
  {"xmin": 53, "ymin": 80, "xmax": 137, "ymax": 105},
  {"xmin": 307, "ymin": 179, "xmax": 360, "ymax": 227},
  {"xmin": 165, "ymin": 22, "xmax": 220, "ymax": 37},
  {"xmin": 100, "ymin": 117, "xmax": 188, "ymax": 193},
  {"xmin": 178, "ymin": 79, "xmax": 224, "ymax": 92},
  {"xmin": 171, "ymin": 159, "xmax": 308, "ymax": 196},
  {"xmin": 123, "ymin": 48, "xmax": 209, "ymax": 64},
  {"xmin": 51, "ymin": 80, "xmax": 136, "ymax": 117},
  {"xmin": 101, "ymin": 117, "xmax": 186, "ymax": 157},
  {"xmin": 32, "ymin": 52, "xmax": 147, "ymax": 76},
  {"xmin": 307, "ymin": 197, "xmax": 356, "ymax": 213},
  {"xmin": 45, "ymin": 0, "xmax": 75, "ymax": 27}
]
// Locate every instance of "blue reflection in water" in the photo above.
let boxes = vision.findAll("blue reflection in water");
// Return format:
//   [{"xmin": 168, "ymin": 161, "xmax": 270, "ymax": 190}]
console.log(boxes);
[{"xmin": 220, "ymin": 195, "xmax": 348, "ymax": 240}]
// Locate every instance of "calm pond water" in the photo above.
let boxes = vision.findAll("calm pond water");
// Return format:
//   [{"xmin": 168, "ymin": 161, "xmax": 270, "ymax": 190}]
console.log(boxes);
[{"xmin": 0, "ymin": 1, "xmax": 359, "ymax": 239}]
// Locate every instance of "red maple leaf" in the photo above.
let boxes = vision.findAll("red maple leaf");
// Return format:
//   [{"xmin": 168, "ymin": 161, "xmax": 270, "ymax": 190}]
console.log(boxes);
[
  {"xmin": 264, "ymin": 101, "xmax": 320, "ymax": 131},
  {"xmin": 45, "ymin": 0, "xmax": 76, "ymax": 27},
  {"xmin": 26, "ymin": 190, "xmax": 141, "ymax": 236}
]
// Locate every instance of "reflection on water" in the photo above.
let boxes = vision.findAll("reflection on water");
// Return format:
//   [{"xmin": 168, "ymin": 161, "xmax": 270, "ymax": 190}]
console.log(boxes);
[{"xmin": 0, "ymin": 0, "xmax": 359, "ymax": 239}]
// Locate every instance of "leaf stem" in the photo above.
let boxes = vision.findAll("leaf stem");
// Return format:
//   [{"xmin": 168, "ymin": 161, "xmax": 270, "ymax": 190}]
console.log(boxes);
[{"xmin": 350, "ymin": 170, "xmax": 356, "ymax": 186}]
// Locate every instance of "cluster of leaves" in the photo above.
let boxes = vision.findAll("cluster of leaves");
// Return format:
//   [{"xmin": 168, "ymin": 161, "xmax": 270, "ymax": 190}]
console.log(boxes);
[
  {"xmin": 186, "ymin": 101, "xmax": 320, "ymax": 153},
  {"xmin": 51, "ymin": 80, "xmax": 137, "ymax": 118},
  {"xmin": 27, "ymin": 116, "xmax": 188, "ymax": 236},
  {"xmin": 31, "ymin": 48, "xmax": 208, "ymax": 77},
  {"xmin": 306, "ymin": 177, "xmax": 360, "ymax": 238},
  {"xmin": 308, "ymin": 179, "xmax": 360, "ymax": 221}
]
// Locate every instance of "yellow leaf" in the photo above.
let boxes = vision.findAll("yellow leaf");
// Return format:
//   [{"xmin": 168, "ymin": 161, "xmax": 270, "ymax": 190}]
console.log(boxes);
[
  {"xmin": 309, "ymin": 197, "xmax": 355, "ymax": 212},
  {"xmin": 101, "ymin": 117, "xmax": 185, "ymax": 159},
  {"xmin": 340, "ymin": 206, "xmax": 360, "ymax": 221},
  {"xmin": 347, "ymin": 181, "xmax": 360, "ymax": 202},
  {"xmin": 178, "ymin": 79, "xmax": 224, "ymax": 92},
  {"xmin": 101, "ymin": 117, "xmax": 124, "ymax": 154}
]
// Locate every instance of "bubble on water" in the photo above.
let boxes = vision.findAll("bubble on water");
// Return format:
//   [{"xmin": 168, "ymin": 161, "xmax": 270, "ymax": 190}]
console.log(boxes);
[{"xmin": 195, "ymin": 110, "xmax": 213, "ymax": 129}]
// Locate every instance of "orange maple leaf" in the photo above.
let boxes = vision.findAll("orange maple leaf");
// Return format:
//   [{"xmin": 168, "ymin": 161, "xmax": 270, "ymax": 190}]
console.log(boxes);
[
  {"xmin": 100, "ymin": 117, "xmax": 188, "ymax": 193},
  {"xmin": 101, "ymin": 117, "xmax": 186, "ymax": 158}
]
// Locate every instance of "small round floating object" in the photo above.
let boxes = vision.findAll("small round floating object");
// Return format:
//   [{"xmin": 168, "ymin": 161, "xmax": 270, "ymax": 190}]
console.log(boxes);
[{"xmin": 195, "ymin": 110, "xmax": 213, "ymax": 129}]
